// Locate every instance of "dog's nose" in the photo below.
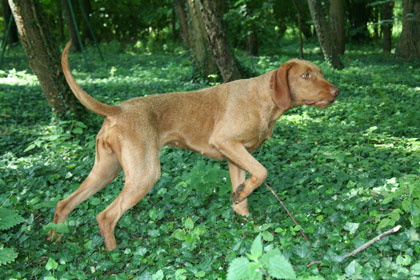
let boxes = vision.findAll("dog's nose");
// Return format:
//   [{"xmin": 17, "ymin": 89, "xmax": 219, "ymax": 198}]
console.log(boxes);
[{"xmin": 330, "ymin": 87, "xmax": 339, "ymax": 97}]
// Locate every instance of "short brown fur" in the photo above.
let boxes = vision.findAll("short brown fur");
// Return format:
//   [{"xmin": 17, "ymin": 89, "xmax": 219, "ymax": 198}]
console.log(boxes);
[{"xmin": 50, "ymin": 41, "xmax": 339, "ymax": 250}]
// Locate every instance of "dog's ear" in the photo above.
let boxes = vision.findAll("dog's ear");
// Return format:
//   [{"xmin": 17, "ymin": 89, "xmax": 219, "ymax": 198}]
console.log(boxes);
[{"xmin": 270, "ymin": 62, "xmax": 294, "ymax": 110}]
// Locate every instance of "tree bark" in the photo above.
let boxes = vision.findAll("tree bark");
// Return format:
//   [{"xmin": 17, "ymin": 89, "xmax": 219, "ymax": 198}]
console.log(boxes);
[
  {"xmin": 185, "ymin": 0, "xmax": 217, "ymax": 79},
  {"xmin": 246, "ymin": 31, "xmax": 258, "ymax": 56},
  {"xmin": 175, "ymin": 0, "xmax": 191, "ymax": 48},
  {"xmin": 347, "ymin": 0, "xmax": 371, "ymax": 41},
  {"xmin": 293, "ymin": 0, "xmax": 304, "ymax": 58},
  {"xmin": 81, "ymin": 0, "xmax": 93, "ymax": 42},
  {"xmin": 63, "ymin": 0, "xmax": 81, "ymax": 52},
  {"xmin": 396, "ymin": 0, "xmax": 420, "ymax": 59},
  {"xmin": 57, "ymin": 0, "xmax": 65, "ymax": 42},
  {"xmin": 382, "ymin": 0, "xmax": 394, "ymax": 53},
  {"xmin": 8, "ymin": 0, "xmax": 82, "ymax": 118},
  {"xmin": 329, "ymin": 0, "xmax": 345, "ymax": 55},
  {"xmin": 1, "ymin": 0, "xmax": 19, "ymax": 45},
  {"xmin": 199, "ymin": 0, "xmax": 241, "ymax": 82},
  {"xmin": 307, "ymin": 0, "xmax": 343, "ymax": 69}
]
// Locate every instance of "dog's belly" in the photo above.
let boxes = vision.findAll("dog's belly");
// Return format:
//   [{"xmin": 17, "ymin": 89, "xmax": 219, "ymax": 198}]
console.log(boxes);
[{"xmin": 163, "ymin": 133, "xmax": 225, "ymax": 160}]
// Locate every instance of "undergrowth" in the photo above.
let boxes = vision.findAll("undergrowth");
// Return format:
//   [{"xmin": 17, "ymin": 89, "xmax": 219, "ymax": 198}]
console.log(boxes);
[{"xmin": 1, "ymin": 42, "xmax": 420, "ymax": 279}]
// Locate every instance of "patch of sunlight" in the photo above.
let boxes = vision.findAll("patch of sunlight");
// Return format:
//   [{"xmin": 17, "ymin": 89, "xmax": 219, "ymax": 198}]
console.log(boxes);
[
  {"xmin": 279, "ymin": 111, "xmax": 314, "ymax": 124},
  {"xmin": 0, "ymin": 69, "xmax": 38, "ymax": 85}
]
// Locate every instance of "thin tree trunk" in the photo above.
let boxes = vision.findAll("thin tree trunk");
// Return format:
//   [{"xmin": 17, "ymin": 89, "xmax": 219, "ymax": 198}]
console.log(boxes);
[
  {"xmin": 246, "ymin": 31, "xmax": 258, "ymax": 56},
  {"xmin": 307, "ymin": 0, "xmax": 343, "ymax": 69},
  {"xmin": 63, "ymin": 0, "xmax": 81, "ymax": 52},
  {"xmin": 329, "ymin": 0, "xmax": 345, "ymax": 55},
  {"xmin": 185, "ymin": 0, "xmax": 217, "ymax": 78},
  {"xmin": 175, "ymin": 0, "xmax": 191, "ymax": 48},
  {"xmin": 172, "ymin": 3, "xmax": 177, "ymax": 42},
  {"xmin": 396, "ymin": 0, "xmax": 420, "ymax": 59},
  {"xmin": 8, "ymin": 0, "xmax": 82, "ymax": 118},
  {"xmin": 1, "ymin": 0, "xmax": 19, "ymax": 45},
  {"xmin": 199, "ymin": 0, "xmax": 241, "ymax": 82},
  {"xmin": 81, "ymin": 0, "xmax": 93, "ymax": 42},
  {"xmin": 382, "ymin": 0, "xmax": 394, "ymax": 53},
  {"xmin": 293, "ymin": 0, "xmax": 304, "ymax": 58},
  {"xmin": 57, "ymin": 0, "xmax": 65, "ymax": 42}
]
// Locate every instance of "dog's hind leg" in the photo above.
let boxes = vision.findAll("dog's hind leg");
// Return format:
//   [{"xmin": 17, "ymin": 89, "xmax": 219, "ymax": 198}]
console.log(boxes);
[
  {"xmin": 96, "ymin": 134, "xmax": 161, "ymax": 251},
  {"xmin": 49, "ymin": 126, "xmax": 121, "ymax": 240}
]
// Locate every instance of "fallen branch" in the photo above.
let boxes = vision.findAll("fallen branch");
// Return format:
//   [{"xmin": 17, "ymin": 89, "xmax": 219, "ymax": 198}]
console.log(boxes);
[
  {"xmin": 307, "ymin": 260, "xmax": 321, "ymax": 268},
  {"xmin": 343, "ymin": 225, "xmax": 402, "ymax": 259},
  {"xmin": 264, "ymin": 182, "xmax": 310, "ymax": 243}
]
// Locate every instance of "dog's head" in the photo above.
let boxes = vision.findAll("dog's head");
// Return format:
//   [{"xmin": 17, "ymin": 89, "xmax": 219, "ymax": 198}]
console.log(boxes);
[{"xmin": 270, "ymin": 59, "xmax": 339, "ymax": 110}]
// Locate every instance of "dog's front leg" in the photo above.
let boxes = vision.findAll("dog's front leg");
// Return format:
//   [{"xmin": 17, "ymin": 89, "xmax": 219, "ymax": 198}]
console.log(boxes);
[
  {"xmin": 228, "ymin": 161, "xmax": 250, "ymax": 216},
  {"xmin": 211, "ymin": 139, "xmax": 267, "ymax": 206}
]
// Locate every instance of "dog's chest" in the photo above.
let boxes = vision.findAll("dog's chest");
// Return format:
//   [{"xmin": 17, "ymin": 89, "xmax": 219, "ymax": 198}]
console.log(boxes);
[{"xmin": 244, "ymin": 120, "xmax": 276, "ymax": 152}]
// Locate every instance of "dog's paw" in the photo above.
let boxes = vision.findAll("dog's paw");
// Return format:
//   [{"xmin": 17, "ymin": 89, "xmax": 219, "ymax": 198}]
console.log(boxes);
[
  {"xmin": 232, "ymin": 199, "xmax": 250, "ymax": 217},
  {"xmin": 48, "ymin": 231, "xmax": 62, "ymax": 242},
  {"xmin": 232, "ymin": 184, "xmax": 245, "ymax": 203}
]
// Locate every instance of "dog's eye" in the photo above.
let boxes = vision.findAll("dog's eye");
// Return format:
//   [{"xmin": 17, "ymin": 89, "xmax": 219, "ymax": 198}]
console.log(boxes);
[{"xmin": 301, "ymin": 73, "xmax": 311, "ymax": 79}]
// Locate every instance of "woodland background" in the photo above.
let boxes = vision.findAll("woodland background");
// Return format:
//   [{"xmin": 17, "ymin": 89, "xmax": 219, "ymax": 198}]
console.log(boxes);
[{"xmin": 1, "ymin": 0, "xmax": 420, "ymax": 279}]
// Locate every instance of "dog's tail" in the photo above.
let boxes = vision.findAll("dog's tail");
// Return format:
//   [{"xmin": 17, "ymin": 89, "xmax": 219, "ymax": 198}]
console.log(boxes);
[{"xmin": 61, "ymin": 40, "xmax": 120, "ymax": 117}]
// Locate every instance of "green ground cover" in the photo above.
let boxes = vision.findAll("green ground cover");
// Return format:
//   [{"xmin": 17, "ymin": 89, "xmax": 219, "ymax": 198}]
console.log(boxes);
[{"xmin": 1, "ymin": 42, "xmax": 420, "ymax": 279}]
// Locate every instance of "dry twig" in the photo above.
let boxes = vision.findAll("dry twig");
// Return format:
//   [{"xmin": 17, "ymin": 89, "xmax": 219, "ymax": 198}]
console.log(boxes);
[
  {"xmin": 264, "ymin": 182, "xmax": 310, "ymax": 243},
  {"xmin": 343, "ymin": 225, "xmax": 402, "ymax": 259},
  {"xmin": 306, "ymin": 225, "xmax": 402, "ymax": 268}
]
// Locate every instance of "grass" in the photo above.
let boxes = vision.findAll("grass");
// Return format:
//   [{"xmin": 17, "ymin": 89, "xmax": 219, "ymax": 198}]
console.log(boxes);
[{"xmin": 1, "ymin": 41, "xmax": 420, "ymax": 279}]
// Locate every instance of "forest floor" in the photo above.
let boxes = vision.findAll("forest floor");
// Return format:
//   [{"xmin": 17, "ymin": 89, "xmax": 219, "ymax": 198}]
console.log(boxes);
[{"xmin": 1, "ymin": 41, "xmax": 420, "ymax": 279}]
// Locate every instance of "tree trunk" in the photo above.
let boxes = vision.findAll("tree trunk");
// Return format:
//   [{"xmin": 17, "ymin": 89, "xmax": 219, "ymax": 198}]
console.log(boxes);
[
  {"xmin": 63, "ymin": 0, "xmax": 81, "ymax": 52},
  {"xmin": 175, "ymin": 0, "xmax": 191, "ymax": 48},
  {"xmin": 246, "ymin": 31, "xmax": 258, "ymax": 56},
  {"xmin": 199, "ymin": 0, "xmax": 241, "ymax": 82},
  {"xmin": 1, "ymin": 0, "xmax": 19, "ymax": 45},
  {"xmin": 396, "ymin": 0, "xmax": 420, "ymax": 59},
  {"xmin": 329, "ymin": 0, "xmax": 345, "ymax": 55},
  {"xmin": 81, "ymin": 0, "xmax": 93, "ymax": 42},
  {"xmin": 185, "ymin": 0, "xmax": 217, "ymax": 79},
  {"xmin": 347, "ymin": 0, "xmax": 371, "ymax": 41},
  {"xmin": 57, "ymin": 0, "xmax": 65, "ymax": 42},
  {"xmin": 8, "ymin": 0, "xmax": 82, "ymax": 118},
  {"xmin": 307, "ymin": 0, "xmax": 343, "ymax": 69},
  {"xmin": 382, "ymin": 0, "xmax": 394, "ymax": 53},
  {"xmin": 292, "ymin": 0, "xmax": 304, "ymax": 58}
]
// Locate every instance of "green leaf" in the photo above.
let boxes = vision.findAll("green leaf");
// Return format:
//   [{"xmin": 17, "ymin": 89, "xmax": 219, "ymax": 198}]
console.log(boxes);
[
  {"xmin": 262, "ymin": 231, "xmax": 274, "ymax": 242},
  {"xmin": 55, "ymin": 222, "xmax": 70, "ymax": 234},
  {"xmin": 250, "ymin": 234, "xmax": 263, "ymax": 260},
  {"xmin": 227, "ymin": 257, "xmax": 250, "ymax": 280},
  {"xmin": 185, "ymin": 217, "xmax": 194, "ymax": 230},
  {"xmin": 378, "ymin": 218, "xmax": 394, "ymax": 230},
  {"xmin": 195, "ymin": 271, "xmax": 206, "ymax": 278},
  {"xmin": 90, "ymin": 197, "xmax": 101, "ymax": 206},
  {"xmin": 260, "ymin": 249, "xmax": 296, "ymax": 279},
  {"xmin": 45, "ymin": 258, "xmax": 58, "ymax": 271},
  {"xmin": 24, "ymin": 143, "xmax": 36, "ymax": 152},
  {"xmin": 247, "ymin": 261, "xmax": 262, "ymax": 280},
  {"xmin": 76, "ymin": 121, "xmax": 87, "ymax": 128},
  {"xmin": 345, "ymin": 260, "xmax": 362, "ymax": 277},
  {"xmin": 72, "ymin": 127, "xmax": 83, "ymax": 134},
  {"xmin": 0, "ymin": 247, "xmax": 18, "ymax": 265},
  {"xmin": 411, "ymin": 262, "xmax": 420, "ymax": 276},
  {"xmin": 396, "ymin": 254, "xmax": 412, "ymax": 266},
  {"xmin": 172, "ymin": 229, "xmax": 186, "ymax": 241},
  {"xmin": 152, "ymin": 269, "xmax": 164, "ymax": 280},
  {"xmin": 0, "ymin": 208, "xmax": 25, "ymax": 230},
  {"xmin": 344, "ymin": 222, "xmax": 359, "ymax": 235},
  {"xmin": 192, "ymin": 225, "xmax": 207, "ymax": 236},
  {"xmin": 175, "ymin": 269, "xmax": 187, "ymax": 280}
]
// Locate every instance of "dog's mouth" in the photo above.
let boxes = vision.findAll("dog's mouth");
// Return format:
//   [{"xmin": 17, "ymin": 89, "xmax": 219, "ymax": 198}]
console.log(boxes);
[{"xmin": 303, "ymin": 99, "xmax": 335, "ymax": 108}]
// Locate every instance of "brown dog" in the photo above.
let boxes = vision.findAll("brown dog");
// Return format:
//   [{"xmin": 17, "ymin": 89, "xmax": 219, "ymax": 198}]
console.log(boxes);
[{"xmin": 50, "ymin": 41, "xmax": 339, "ymax": 250}]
